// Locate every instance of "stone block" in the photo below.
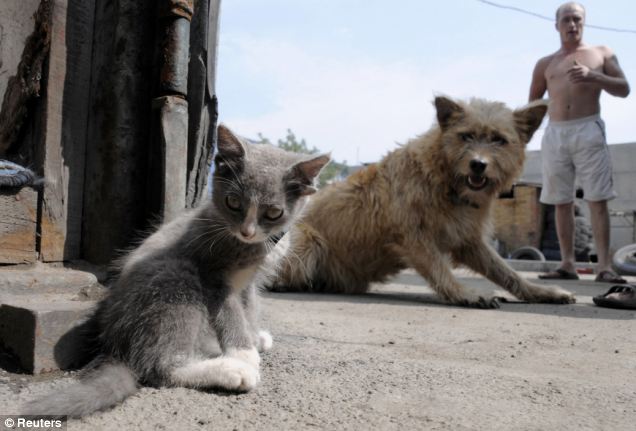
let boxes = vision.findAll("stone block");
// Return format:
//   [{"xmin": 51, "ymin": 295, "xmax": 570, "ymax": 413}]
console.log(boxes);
[
  {"xmin": 0, "ymin": 300, "xmax": 94, "ymax": 374},
  {"xmin": 0, "ymin": 264, "xmax": 105, "ymax": 374}
]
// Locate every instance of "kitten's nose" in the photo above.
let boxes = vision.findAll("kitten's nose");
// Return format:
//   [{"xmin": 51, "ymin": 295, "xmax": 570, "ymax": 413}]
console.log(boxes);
[
  {"xmin": 469, "ymin": 159, "xmax": 487, "ymax": 175},
  {"xmin": 240, "ymin": 223, "xmax": 256, "ymax": 239}
]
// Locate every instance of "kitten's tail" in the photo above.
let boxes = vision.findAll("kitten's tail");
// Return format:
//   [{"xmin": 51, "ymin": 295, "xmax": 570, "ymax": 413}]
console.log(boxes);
[{"xmin": 21, "ymin": 359, "xmax": 138, "ymax": 419}]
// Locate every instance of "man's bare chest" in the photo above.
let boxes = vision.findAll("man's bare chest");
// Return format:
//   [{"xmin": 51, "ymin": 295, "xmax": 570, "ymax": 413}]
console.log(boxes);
[{"xmin": 546, "ymin": 51, "xmax": 604, "ymax": 81}]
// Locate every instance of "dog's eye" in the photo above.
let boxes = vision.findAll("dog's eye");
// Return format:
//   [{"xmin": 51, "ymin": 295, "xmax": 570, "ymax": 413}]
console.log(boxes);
[
  {"xmin": 264, "ymin": 207, "xmax": 284, "ymax": 221},
  {"xmin": 226, "ymin": 195, "xmax": 242, "ymax": 211},
  {"xmin": 459, "ymin": 133, "xmax": 475, "ymax": 142},
  {"xmin": 492, "ymin": 134, "xmax": 508, "ymax": 145}
]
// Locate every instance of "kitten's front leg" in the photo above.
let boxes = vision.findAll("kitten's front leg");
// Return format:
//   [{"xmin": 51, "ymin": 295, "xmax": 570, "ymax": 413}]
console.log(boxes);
[
  {"xmin": 454, "ymin": 241, "xmax": 575, "ymax": 304},
  {"xmin": 200, "ymin": 293, "xmax": 262, "ymax": 391},
  {"xmin": 242, "ymin": 284, "xmax": 273, "ymax": 353},
  {"xmin": 216, "ymin": 293, "xmax": 262, "ymax": 367},
  {"xmin": 399, "ymin": 241, "xmax": 499, "ymax": 308},
  {"xmin": 169, "ymin": 293, "xmax": 262, "ymax": 392}
]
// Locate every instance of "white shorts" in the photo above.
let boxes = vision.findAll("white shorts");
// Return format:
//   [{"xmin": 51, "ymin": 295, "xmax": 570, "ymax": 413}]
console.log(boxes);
[{"xmin": 540, "ymin": 114, "xmax": 617, "ymax": 205}]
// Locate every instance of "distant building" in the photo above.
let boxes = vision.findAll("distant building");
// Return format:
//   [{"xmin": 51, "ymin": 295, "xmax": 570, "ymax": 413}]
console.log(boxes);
[{"xmin": 519, "ymin": 142, "xmax": 636, "ymax": 251}]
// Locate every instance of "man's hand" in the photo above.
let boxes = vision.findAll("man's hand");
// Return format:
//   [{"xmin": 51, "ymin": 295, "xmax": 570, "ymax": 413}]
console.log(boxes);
[{"xmin": 567, "ymin": 60, "xmax": 598, "ymax": 84}]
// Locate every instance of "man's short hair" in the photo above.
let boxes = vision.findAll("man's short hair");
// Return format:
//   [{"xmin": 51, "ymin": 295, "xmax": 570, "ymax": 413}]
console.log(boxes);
[{"xmin": 555, "ymin": 2, "xmax": 586, "ymax": 21}]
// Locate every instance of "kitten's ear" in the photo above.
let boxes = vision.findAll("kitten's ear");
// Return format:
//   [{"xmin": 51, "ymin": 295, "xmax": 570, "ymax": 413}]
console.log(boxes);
[
  {"xmin": 434, "ymin": 96, "xmax": 465, "ymax": 130},
  {"xmin": 216, "ymin": 124, "xmax": 246, "ymax": 159},
  {"xmin": 513, "ymin": 99, "xmax": 548, "ymax": 144},
  {"xmin": 286, "ymin": 153, "xmax": 331, "ymax": 196}
]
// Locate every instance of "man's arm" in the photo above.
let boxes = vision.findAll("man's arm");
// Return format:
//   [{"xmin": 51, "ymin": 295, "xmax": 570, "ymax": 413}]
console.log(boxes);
[
  {"xmin": 567, "ymin": 47, "xmax": 630, "ymax": 98},
  {"xmin": 602, "ymin": 49, "xmax": 630, "ymax": 97},
  {"xmin": 529, "ymin": 57, "xmax": 549, "ymax": 102}
]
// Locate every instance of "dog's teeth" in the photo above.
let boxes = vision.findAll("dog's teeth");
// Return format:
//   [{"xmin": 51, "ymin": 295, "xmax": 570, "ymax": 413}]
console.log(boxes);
[{"xmin": 468, "ymin": 176, "xmax": 486, "ymax": 187}]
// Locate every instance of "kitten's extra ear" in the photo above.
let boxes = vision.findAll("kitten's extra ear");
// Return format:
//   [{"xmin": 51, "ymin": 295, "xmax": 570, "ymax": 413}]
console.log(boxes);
[
  {"xmin": 216, "ymin": 124, "xmax": 246, "ymax": 159},
  {"xmin": 287, "ymin": 153, "xmax": 331, "ymax": 196},
  {"xmin": 434, "ymin": 96, "xmax": 465, "ymax": 130},
  {"xmin": 513, "ymin": 99, "xmax": 548, "ymax": 144}
]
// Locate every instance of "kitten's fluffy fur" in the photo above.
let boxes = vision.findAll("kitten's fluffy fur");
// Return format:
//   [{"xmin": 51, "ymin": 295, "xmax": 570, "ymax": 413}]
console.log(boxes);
[
  {"xmin": 23, "ymin": 125, "xmax": 329, "ymax": 418},
  {"xmin": 269, "ymin": 97, "xmax": 575, "ymax": 307}
]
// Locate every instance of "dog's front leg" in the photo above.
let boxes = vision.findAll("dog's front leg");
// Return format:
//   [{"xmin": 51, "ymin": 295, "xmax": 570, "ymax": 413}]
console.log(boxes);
[
  {"xmin": 454, "ymin": 241, "xmax": 575, "ymax": 304},
  {"xmin": 400, "ymin": 243, "xmax": 500, "ymax": 308}
]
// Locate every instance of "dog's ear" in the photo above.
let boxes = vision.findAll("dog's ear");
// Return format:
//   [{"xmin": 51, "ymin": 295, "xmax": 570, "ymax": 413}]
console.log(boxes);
[
  {"xmin": 434, "ymin": 97, "xmax": 465, "ymax": 130},
  {"xmin": 513, "ymin": 99, "xmax": 548, "ymax": 143}
]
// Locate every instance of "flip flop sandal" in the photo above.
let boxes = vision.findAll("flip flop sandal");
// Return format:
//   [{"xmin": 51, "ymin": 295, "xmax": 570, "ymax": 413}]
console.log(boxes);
[
  {"xmin": 593, "ymin": 285, "xmax": 636, "ymax": 310},
  {"xmin": 594, "ymin": 270, "xmax": 627, "ymax": 284},
  {"xmin": 538, "ymin": 268, "xmax": 579, "ymax": 280}
]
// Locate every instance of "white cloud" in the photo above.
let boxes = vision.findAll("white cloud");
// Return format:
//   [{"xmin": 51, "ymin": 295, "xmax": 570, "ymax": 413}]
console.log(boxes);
[{"xmin": 219, "ymin": 35, "xmax": 635, "ymax": 163}]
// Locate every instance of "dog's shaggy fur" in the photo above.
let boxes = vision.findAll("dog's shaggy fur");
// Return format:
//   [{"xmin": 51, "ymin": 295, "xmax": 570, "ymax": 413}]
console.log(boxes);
[{"xmin": 268, "ymin": 96, "xmax": 575, "ymax": 307}]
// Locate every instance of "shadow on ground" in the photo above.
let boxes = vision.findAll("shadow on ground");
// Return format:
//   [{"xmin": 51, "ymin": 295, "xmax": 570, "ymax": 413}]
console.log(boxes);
[{"xmin": 264, "ymin": 275, "xmax": 635, "ymax": 321}]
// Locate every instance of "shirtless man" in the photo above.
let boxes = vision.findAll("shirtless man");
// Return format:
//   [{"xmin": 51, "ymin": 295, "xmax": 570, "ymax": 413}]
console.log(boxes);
[{"xmin": 529, "ymin": 2, "xmax": 630, "ymax": 283}]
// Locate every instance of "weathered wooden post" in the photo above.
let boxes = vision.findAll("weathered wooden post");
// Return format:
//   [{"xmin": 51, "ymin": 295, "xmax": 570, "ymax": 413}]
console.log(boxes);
[
  {"xmin": 187, "ymin": 0, "xmax": 220, "ymax": 209},
  {"xmin": 152, "ymin": 0, "xmax": 193, "ymax": 222},
  {"xmin": 151, "ymin": 0, "xmax": 220, "ymax": 220}
]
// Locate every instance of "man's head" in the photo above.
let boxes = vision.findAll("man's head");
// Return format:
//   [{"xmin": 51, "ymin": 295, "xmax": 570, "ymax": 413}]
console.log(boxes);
[{"xmin": 555, "ymin": 2, "xmax": 585, "ymax": 45}]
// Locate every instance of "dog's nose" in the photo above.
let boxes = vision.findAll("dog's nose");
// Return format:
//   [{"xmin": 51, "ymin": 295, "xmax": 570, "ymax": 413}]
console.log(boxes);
[{"xmin": 469, "ymin": 159, "xmax": 487, "ymax": 175}]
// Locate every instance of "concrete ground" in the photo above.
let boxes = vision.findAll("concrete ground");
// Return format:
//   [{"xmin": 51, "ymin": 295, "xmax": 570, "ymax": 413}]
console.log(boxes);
[{"xmin": 1, "ymin": 270, "xmax": 635, "ymax": 430}]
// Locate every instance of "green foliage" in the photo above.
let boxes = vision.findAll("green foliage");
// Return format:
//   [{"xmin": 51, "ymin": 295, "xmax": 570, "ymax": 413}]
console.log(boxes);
[
  {"xmin": 255, "ymin": 133, "xmax": 273, "ymax": 146},
  {"xmin": 256, "ymin": 129, "xmax": 349, "ymax": 187},
  {"xmin": 317, "ymin": 160, "xmax": 348, "ymax": 187},
  {"xmin": 276, "ymin": 129, "xmax": 320, "ymax": 155}
]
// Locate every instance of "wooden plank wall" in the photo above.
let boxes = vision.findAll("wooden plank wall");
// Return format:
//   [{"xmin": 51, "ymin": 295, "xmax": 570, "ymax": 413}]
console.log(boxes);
[
  {"xmin": 38, "ymin": 0, "xmax": 95, "ymax": 261},
  {"xmin": 1, "ymin": 0, "xmax": 220, "ymax": 264},
  {"xmin": 0, "ymin": 189, "xmax": 38, "ymax": 264},
  {"xmin": 0, "ymin": 0, "xmax": 43, "ymax": 264},
  {"xmin": 81, "ymin": 0, "xmax": 156, "ymax": 264}
]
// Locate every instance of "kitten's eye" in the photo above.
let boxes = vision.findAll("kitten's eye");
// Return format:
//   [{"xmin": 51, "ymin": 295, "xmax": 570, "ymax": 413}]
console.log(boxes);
[
  {"xmin": 492, "ymin": 134, "xmax": 508, "ymax": 145},
  {"xmin": 264, "ymin": 207, "xmax": 284, "ymax": 221},
  {"xmin": 459, "ymin": 132, "xmax": 475, "ymax": 142},
  {"xmin": 225, "ymin": 195, "xmax": 242, "ymax": 211}
]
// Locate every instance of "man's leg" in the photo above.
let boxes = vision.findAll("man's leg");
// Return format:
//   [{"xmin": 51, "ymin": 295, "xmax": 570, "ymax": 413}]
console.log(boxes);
[
  {"xmin": 538, "ymin": 124, "xmax": 579, "ymax": 279},
  {"xmin": 574, "ymin": 119, "xmax": 624, "ymax": 282},
  {"xmin": 587, "ymin": 199, "xmax": 612, "ymax": 272},
  {"xmin": 555, "ymin": 202, "xmax": 576, "ymax": 273}
]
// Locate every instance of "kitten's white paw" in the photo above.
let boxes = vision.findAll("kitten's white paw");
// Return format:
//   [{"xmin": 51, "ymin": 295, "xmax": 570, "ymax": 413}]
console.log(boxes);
[
  {"xmin": 227, "ymin": 347, "xmax": 261, "ymax": 368},
  {"xmin": 215, "ymin": 358, "xmax": 260, "ymax": 392},
  {"xmin": 257, "ymin": 330, "xmax": 273, "ymax": 352},
  {"xmin": 170, "ymin": 357, "xmax": 260, "ymax": 391}
]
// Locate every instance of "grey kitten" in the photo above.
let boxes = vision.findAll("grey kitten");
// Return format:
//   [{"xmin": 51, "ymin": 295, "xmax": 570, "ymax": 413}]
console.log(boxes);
[{"xmin": 23, "ymin": 125, "xmax": 330, "ymax": 418}]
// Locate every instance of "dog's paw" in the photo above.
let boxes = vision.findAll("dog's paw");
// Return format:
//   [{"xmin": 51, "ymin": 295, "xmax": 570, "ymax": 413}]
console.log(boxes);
[
  {"xmin": 448, "ymin": 291, "xmax": 501, "ymax": 309},
  {"xmin": 524, "ymin": 283, "xmax": 576, "ymax": 304},
  {"xmin": 458, "ymin": 296, "xmax": 501, "ymax": 309},
  {"xmin": 257, "ymin": 330, "xmax": 273, "ymax": 352}
]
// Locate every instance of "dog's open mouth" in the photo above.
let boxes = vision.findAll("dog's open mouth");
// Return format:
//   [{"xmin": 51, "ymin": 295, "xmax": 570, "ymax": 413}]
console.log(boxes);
[{"xmin": 466, "ymin": 175, "xmax": 488, "ymax": 191}]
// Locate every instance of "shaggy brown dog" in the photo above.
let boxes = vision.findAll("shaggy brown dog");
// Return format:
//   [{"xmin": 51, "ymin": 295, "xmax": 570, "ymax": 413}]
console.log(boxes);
[{"xmin": 269, "ymin": 96, "xmax": 575, "ymax": 308}]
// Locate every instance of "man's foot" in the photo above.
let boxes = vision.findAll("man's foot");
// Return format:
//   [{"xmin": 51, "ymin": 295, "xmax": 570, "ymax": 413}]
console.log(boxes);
[
  {"xmin": 538, "ymin": 268, "xmax": 579, "ymax": 280},
  {"xmin": 593, "ymin": 285, "xmax": 636, "ymax": 310},
  {"xmin": 594, "ymin": 270, "xmax": 627, "ymax": 284}
]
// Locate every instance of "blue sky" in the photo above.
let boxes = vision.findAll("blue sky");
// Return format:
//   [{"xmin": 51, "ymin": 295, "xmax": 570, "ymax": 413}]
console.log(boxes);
[{"xmin": 216, "ymin": 0, "xmax": 636, "ymax": 164}]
